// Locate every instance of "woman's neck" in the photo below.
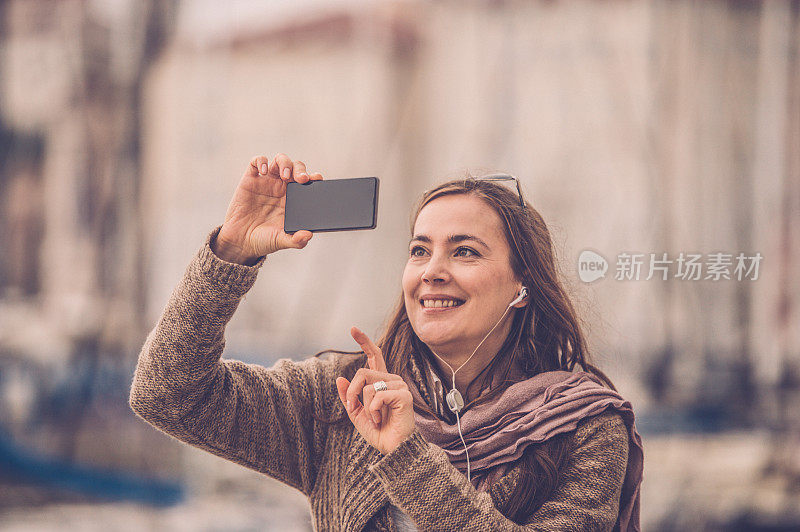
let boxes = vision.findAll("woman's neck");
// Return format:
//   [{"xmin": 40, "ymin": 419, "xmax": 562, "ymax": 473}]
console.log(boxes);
[
  {"xmin": 424, "ymin": 319, "xmax": 517, "ymax": 401},
  {"xmin": 427, "ymin": 340, "xmax": 527, "ymax": 403}
]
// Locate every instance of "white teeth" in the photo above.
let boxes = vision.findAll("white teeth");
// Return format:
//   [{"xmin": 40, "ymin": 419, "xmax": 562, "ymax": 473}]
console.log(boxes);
[{"xmin": 422, "ymin": 299, "xmax": 462, "ymax": 308}]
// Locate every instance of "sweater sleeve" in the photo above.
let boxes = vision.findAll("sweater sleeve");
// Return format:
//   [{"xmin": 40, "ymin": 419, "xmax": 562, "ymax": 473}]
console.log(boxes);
[
  {"xmin": 129, "ymin": 225, "xmax": 339, "ymax": 496},
  {"xmin": 367, "ymin": 411, "xmax": 629, "ymax": 531}
]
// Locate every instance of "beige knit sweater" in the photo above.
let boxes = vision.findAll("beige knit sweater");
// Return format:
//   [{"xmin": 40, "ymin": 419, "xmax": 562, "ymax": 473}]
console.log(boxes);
[{"xmin": 129, "ymin": 226, "xmax": 630, "ymax": 531}]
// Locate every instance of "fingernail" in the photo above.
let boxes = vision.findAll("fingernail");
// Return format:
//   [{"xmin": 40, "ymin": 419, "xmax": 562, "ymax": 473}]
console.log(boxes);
[
  {"xmin": 260, "ymin": 163, "xmax": 267, "ymax": 174},
  {"xmin": 283, "ymin": 167, "xmax": 290, "ymax": 179},
  {"xmin": 346, "ymin": 400, "xmax": 352, "ymax": 411}
]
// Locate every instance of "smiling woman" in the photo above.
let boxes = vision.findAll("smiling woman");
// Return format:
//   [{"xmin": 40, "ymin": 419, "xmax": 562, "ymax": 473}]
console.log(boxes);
[
  {"xmin": 402, "ymin": 195, "xmax": 526, "ymax": 393},
  {"xmin": 357, "ymin": 178, "xmax": 644, "ymax": 528},
  {"xmin": 129, "ymin": 154, "xmax": 644, "ymax": 532}
]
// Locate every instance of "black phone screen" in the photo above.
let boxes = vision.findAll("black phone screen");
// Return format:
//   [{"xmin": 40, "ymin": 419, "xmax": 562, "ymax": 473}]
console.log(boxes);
[{"xmin": 284, "ymin": 177, "xmax": 379, "ymax": 233}]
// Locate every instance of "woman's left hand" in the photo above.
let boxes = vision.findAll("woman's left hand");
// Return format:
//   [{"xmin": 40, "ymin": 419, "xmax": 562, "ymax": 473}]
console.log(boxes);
[{"xmin": 336, "ymin": 327, "xmax": 416, "ymax": 455}]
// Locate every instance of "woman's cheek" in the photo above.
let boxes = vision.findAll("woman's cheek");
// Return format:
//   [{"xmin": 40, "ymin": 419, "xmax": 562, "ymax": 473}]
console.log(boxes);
[{"xmin": 401, "ymin": 262, "xmax": 418, "ymax": 290}]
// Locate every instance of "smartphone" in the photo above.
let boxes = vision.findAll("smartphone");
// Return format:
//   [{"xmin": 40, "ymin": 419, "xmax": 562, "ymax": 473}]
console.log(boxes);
[{"xmin": 284, "ymin": 177, "xmax": 379, "ymax": 233}]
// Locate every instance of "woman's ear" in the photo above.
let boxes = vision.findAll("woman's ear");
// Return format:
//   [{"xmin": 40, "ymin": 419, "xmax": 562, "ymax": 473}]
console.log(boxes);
[{"xmin": 511, "ymin": 286, "xmax": 528, "ymax": 308}]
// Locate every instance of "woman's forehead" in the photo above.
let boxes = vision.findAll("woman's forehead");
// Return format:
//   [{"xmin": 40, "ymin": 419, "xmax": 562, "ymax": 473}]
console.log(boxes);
[{"xmin": 413, "ymin": 194, "xmax": 505, "ymax": 240}]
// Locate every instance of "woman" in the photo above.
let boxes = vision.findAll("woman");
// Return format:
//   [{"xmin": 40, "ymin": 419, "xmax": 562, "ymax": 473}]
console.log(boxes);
[{"xmin": 129, "ymin": 153, "xmax": 643, "ymax": 531}]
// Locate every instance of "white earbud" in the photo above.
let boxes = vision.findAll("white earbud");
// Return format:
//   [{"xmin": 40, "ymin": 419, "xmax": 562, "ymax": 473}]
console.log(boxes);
[{"xmin": 508, "ymin": 286, "xmax": 528, "ymax": 307}]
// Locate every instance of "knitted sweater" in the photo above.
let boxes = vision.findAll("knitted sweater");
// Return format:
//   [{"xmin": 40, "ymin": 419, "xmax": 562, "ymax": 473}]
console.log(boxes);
[{"xmin": 129, "ymin": 226, "xmax": 631, "ymax": 531}]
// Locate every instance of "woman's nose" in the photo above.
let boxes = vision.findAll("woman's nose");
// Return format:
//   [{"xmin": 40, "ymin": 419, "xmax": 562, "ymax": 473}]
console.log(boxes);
[{"xmin": 421, "ymin": 254, "xmax": 451, "ymax": 284}]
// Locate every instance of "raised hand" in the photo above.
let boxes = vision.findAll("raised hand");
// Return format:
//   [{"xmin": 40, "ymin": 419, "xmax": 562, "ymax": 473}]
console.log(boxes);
[
  {"xmin": 335, "ymin": 327, "xmax": 416, "ymax": 455},
  {"xmin": 213, "ymin": 154, "xmax": 324, "ymax": 265}
]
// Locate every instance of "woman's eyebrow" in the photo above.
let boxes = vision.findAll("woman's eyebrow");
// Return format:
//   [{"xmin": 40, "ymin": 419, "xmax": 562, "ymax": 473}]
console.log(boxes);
[{"xmin": 409, "ymin": 234, "xmax": 491, "ymax": 250}]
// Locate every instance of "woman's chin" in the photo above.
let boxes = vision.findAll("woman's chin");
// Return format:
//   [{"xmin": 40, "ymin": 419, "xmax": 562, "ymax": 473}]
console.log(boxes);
[{"xmin": 415, "ymin": 326, "xmax": 458, "ymax": 351}]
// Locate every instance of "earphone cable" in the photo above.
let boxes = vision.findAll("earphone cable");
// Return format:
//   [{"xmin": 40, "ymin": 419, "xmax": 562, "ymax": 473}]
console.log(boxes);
[
  {"xmin": 455, "ymin": 411, "xmax": 471, "ymax": 482},
  {"xmin": 430, "ymin": 302, "xmax": 514, "ymax": 394},
  {"xmin": 427, "ymin": 297, "xmax": 516, "ymax": 483}
]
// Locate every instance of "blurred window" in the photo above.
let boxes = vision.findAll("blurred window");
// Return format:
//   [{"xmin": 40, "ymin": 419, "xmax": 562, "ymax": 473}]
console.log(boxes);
[{"xmin": 0, "ymin": 128, "xmax": 45, "ymax": 298}]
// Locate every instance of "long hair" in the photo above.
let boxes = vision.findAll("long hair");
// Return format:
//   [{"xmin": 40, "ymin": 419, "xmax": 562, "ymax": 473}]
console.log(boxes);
[{"xmin": 315, "ymin": 174, "xmax": 615, "ymax": 523}]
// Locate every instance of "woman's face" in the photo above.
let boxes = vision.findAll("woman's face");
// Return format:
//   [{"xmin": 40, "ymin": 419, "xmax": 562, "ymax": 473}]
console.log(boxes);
[{"xmin": 402, "ymin": 194, "xmax": 525, "ymax": 364}]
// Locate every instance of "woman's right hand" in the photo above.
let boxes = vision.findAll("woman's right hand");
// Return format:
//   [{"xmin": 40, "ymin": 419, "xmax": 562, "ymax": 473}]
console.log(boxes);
[{"xmin": 213, "ymin": 154, "xmax": 323, "ymax": 265}]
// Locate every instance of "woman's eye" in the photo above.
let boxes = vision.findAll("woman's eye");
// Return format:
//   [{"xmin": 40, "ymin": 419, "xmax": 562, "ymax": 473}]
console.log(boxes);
[
  {"xmin": 409, "ymin": 246, "xmax": 478, "ymax": 258},
  {"xmin": 455, "ymin": 247, "xmax": 479, "ymax": 258}
]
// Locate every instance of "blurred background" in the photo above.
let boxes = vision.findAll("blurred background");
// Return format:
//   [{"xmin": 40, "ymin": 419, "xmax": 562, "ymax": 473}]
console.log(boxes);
[{"xmin": 1, "ymin": 0, "xmax": 798, "ymax": 530}]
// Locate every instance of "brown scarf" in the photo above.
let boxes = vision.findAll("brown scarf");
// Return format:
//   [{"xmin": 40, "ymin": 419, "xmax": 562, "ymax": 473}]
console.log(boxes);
[{"xmin": 403, "ymin": 352, "xmax": 643, "ymax": 531}]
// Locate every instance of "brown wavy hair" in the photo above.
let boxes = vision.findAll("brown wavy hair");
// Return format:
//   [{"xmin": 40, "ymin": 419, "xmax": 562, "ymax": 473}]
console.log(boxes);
[{"xmin": 315, "ymin": 174, "xmax": 615, "ymax": 523}]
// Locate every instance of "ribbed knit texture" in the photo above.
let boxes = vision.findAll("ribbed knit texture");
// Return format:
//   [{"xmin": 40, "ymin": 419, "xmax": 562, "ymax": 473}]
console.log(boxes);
[{"xmin": 129, "ymin": 226, "xmax": 632, "ymax": 531}]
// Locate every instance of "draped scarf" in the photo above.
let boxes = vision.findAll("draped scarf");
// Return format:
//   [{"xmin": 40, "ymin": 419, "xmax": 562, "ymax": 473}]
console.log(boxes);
[{"xmin": 401, "ymin": 351, "xmax": 644, "ymax": 531}]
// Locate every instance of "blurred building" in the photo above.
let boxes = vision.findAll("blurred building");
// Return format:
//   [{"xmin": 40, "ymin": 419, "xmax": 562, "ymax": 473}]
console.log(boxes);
[
  {"xmin": 141, "ymin": 0, "xmax": 800, "ymax": 419},
  {"xmin": 0, "ymin": 0, "xmax": 184, "ymax": 492},
  {"xmin": 1, "ymin": 0, "xmax": 799, "ymax": 529}
]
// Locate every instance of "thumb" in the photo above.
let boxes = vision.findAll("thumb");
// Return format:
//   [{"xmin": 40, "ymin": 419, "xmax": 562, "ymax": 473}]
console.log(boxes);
[
  {"xmin": 335, "ymin": 377, "xmax": 350, "ymax": 410},
  {"xmin": 277, "ymin": 229, "xmax": 313, "ymax": 250}
]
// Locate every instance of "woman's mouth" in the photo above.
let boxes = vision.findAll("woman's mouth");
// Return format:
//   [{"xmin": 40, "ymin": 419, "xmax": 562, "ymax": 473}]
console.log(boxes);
[{"xmin": 419, "ymin": 298, "xmax": 466, "ymax": 311}]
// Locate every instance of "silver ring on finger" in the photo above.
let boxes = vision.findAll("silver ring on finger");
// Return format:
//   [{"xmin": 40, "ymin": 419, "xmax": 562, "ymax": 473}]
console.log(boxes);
[{"xmin": 373, "ymin": 380, "xmax": 388, "ymax": 392}]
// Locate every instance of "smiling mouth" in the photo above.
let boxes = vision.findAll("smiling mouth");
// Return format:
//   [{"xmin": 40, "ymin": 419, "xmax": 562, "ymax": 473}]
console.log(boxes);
[{"xmin": 419, "ymin": 298, "xmax": 466, "ymax": 309}]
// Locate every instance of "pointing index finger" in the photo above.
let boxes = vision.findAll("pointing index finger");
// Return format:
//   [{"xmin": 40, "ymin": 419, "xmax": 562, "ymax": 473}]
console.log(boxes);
[{"xmin": 350, "ymin": 326, "xmax": 387, "ymax": 372}]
